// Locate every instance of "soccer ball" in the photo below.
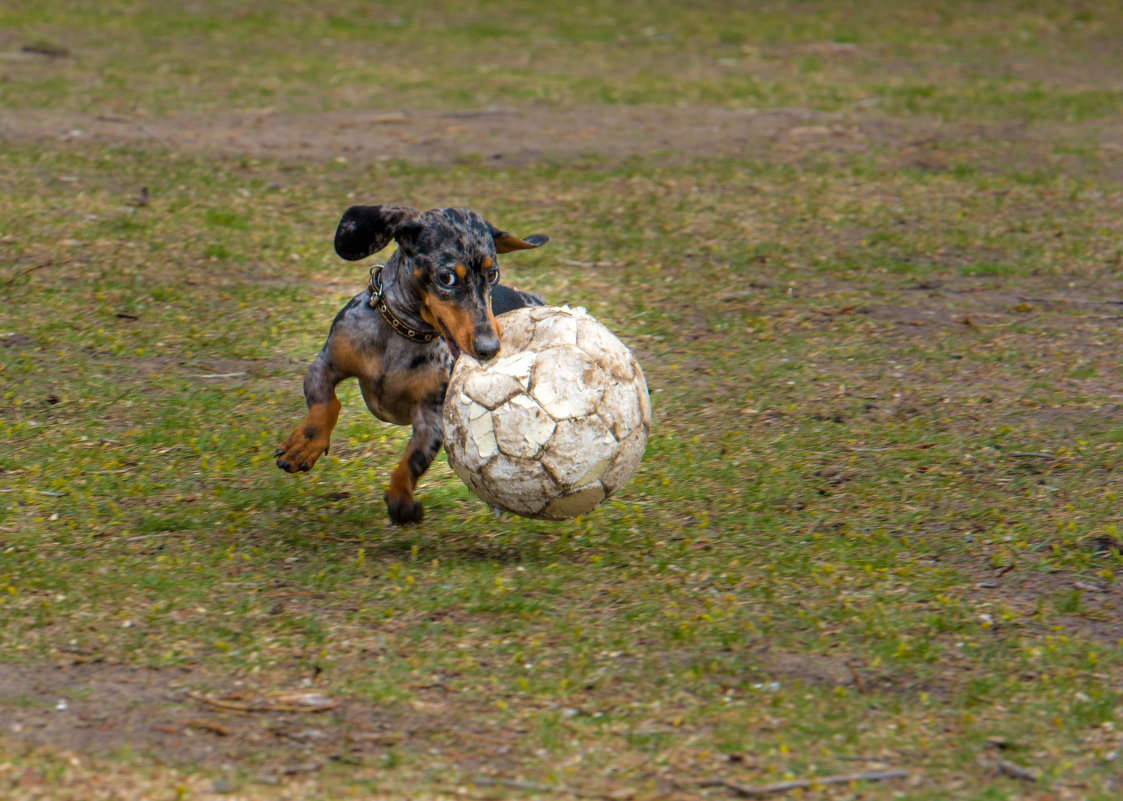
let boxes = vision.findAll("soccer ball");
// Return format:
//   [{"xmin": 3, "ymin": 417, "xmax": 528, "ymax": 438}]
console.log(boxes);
[{"xmin": 443, "ymin": 306, "xmax": 651, "ymax": 520}]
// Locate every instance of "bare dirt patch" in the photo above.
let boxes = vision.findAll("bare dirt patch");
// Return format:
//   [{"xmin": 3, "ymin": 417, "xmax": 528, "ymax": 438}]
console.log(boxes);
[
  {"xmin": 2, "ymin": 105, "xmax": 928, "ymax": 166},
  {"xmin": 0, "ymin": 660, "xmax": 517, "ymax": 780},
  {"xmin": 6, "ymin": 104, "xmax": 1120, "ymax": 185}
]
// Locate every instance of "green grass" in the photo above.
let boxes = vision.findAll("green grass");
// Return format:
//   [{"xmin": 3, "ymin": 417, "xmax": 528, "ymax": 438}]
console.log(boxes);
[
  {"xmin": 3, "ymin": 1, "xmax": 1123, "ymax": 799},
  {"xmin": 2, "ymin": 1, "xmax": 1123, "ymax": 119}
]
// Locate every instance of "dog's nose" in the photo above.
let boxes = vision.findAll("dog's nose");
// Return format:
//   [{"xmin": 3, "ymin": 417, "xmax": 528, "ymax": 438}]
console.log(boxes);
[{"xmin": 474, "ymin": 333, "xmax": 500, "ymax": 361}]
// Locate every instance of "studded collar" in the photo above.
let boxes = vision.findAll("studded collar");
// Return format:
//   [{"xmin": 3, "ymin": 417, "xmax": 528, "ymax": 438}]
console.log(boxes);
[{"xmin": 367, "ymin": 264, "xmax": 441, "ymax": 344}]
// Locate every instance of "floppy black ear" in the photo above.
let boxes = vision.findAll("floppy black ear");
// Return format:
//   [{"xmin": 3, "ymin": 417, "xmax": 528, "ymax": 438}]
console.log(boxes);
[
  {"xmin": 334, "ymin": 204, "xmax": 421, "ymax": 261},
  {"xmin": 487, "ymin": 222, "xmax": 549, "ymax": 254}
]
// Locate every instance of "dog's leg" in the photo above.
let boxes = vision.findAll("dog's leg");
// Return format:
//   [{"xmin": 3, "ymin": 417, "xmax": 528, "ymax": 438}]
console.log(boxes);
[
  {"xmin": 384, "ymin": 402, "xmax": 444, "ymax": 524},
  {"xmin": 276, "ymin": 353, "xmax": 344, "ymax": 473}
]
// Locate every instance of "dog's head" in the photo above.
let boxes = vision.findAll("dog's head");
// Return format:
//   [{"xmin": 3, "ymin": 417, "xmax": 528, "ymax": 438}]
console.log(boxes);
[{"xmin": 334, "ymin": 205, "xmax": 547, "ymax": 361}]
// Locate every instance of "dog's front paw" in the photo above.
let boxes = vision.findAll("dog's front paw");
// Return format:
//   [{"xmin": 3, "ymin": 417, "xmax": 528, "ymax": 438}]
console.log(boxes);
[
  {"xmin": 384, "ymin": 491, "xmax": 424, "ymax": 525},
  {"xmin": 275, "ymin": 426, "xmax": 330, "ymax": 473}
]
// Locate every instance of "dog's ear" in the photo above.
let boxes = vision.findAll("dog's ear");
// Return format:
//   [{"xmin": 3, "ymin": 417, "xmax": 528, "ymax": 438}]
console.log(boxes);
[
  {"xmin": 334, "ymin": 205, "xmax": 421, "ymax": 261},
  {"xmin": 487, "ymin": 222, "xmax": 549, "ymax": 254}
]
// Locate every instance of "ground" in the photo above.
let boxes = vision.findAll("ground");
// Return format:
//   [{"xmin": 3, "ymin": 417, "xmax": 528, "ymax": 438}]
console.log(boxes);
[{"xmin": 2, "ymin": 2, "xmax": 1123, "ymax": 800}]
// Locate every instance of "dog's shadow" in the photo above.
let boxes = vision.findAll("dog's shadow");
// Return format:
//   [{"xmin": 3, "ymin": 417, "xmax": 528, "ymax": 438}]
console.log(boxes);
[{"xmin": 273, "ymin": 501, "xmax": 577, "ymax": 567}]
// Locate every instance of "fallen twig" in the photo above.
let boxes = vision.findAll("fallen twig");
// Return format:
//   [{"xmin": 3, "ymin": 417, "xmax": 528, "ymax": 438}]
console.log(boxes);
[
  {"xmin": 125, "ymin": 532, "xmax": 180, "ymax": 542},
  {"xmin": 351, "ymin": 731, "xmax": 407, "ymax": 746},
  {"xmin": 184, "ymin": 692, "xmax": 259, "ymax": 714},
  {"xmin": 700, "ymin": 769, "xmax": 909, "ymax": 797},
  {"xmin": 3, "ymin": 258, "xmax": 70, "ymax": 289},
  {"xmin": 1007, "ymin": 452, "xmax": 1056, "ymax": 460},
  {"xmin": 815, "ymin": 304, "xmax": 858, "ymax": 316},
  {"xmin": 559, "ymin": 258, "xmax": 616, "ymax": 269},
  {"xmin": 843, "ymin": 659, "xmax": 868, "ymax": 694},
  {"xmin": 720, "ymin": 289, "xmax": 757, "ymax": 301},
  {"xmin": 184, "ymin": 718, "xmax": 234, "ymax": 736},
  {"xmin": 1019, "ymin": 295, "xmax": 1123, "ymax": 307},
  {"xmin": 21, "ymin": 44, "xmax": 70, "ymax": 58},
  {"xmin": 840, "ymin": 443, "xmax": 936, "ymax": 453},
  {"xmin": 255, "ymin": 762, "xmax": 323, "ymax": 784},
  {"xmin": 984, "ymin": 757, "xmax": 1038, "ymax": 783},
  {"xmin": 470, "ymin": 777, "xmax": 622, "ymax": 799},
  {"xmin": 185, "ymin": 690, "xmax": 340, "ymax": 714},
  {"xmin": 91, "ymin": 115, "xmax": 173, "ymax": 148}
]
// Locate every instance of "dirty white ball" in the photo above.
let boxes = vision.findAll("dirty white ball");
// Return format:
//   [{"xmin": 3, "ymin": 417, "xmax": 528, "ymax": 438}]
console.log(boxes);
[{"xmin": 443, "ymin": 306, "xmax": 652, "ymax": 520}]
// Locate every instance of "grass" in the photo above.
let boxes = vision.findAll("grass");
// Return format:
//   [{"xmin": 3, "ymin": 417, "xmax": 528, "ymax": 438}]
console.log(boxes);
[
  {"xmin": 3, "ymin": 1, "xmax": 1123, "ymax": 799},
  {"xmin": 2, "ymin": 1, "xmax": 1123, "ymax": 119}
]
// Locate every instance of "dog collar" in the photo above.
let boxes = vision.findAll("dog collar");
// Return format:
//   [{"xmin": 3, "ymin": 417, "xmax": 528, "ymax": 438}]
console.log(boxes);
[{"xmin": 367, "ymin": 265, "xmax": 441, "ymax": 344}]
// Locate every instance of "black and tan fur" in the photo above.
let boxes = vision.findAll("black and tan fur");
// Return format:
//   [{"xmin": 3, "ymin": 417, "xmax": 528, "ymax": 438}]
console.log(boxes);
[{"xmin": 275, "ymin": 204, "xmax": 547, "ymax": 524}]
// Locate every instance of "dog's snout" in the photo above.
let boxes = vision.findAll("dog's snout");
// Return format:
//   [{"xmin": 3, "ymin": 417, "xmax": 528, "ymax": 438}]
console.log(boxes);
[{"xmin": 474, "ymin": 333, "xmax": 500, "ymax": 361}]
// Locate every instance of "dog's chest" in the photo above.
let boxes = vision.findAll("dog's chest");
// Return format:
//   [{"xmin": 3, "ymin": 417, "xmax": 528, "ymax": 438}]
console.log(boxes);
[{"xmin": 358, "ymin": 351, "xmax": 452, "ymax": 426}]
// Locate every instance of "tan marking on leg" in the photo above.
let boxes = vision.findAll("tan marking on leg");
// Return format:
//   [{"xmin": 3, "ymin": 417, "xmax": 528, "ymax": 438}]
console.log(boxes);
[
  {"xmin": 389, "ymin": 452, "xmax": 417, "ymax": 496},
  {"xmin": 385, "ymin": 444, "xmax": 425, "ymax": 524},
  {"xmin": 276, "ymin": 395, "xmax": 341, "ymax": 473}
]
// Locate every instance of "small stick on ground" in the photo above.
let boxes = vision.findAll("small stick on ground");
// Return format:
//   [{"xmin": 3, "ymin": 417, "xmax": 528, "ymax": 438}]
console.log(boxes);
[
  {"xmin": 985, "ymin": 757, "xmax": 1038, "ymax": 783},
  {"xmin": 184, "ymin": 690, "xmax": 339, "ymax": 714},
  {"xmin": 184, "ymin": 718, "xmax": 234, "ymax": 736},
  {"xmin": 21, "ymin": 44, "xmax": 71, "ymax": 58},
  {"xmin": 3, "ymin": 258, "xmax": 70, "ymax": 290},
  {"xmin": 843, "ymin": 659, "xmax": 868, "ymax": 694},
  {"xmin": 700, "ymin": 769, "xmax": 909, "ymax": 797},
  {"xmin": 470, "ymin": 777, "xmax": 623, "ymax": 799},
  {"xmin": 184, "ymin": 691, "xmax": 258, "ymax": 714},
  {"xmin": 559, "ymin": 258, "xmax": 617, "ymax": 269}
]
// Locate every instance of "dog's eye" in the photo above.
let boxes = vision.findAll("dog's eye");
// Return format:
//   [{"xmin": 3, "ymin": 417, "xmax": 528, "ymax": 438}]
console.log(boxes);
[
  {"xmin": 438, "ymin": 272, "xmax": 457, "ymax": 288},
  {"xmin": 487, "ymin": 269, "xmax": 500, "ymax": 285}
]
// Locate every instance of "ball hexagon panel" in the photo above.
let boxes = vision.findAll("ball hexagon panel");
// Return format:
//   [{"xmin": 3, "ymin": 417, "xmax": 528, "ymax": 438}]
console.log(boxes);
[
  {"xmin": 528, "ymin": 345, "xmax": 605, "ymax": 420},
  {"xmin": 462, "ymin": 369, "xmax": 523, "ymax": 410},
  {"xmin": 479, "ymin": 454, "xmax": 557, "ymax": 517},
  {"xmin": 636, "ymin": 363, "xmax": 653, "ymax": 428},
  {"xmin": 597, "ymin": 378, "xmax": 645, "ymax": 441},
  {"xmin": 599, "ymin": 427, "xmax": 648, "ymax": 493},
  {"xmin": 484, "ymin": 349, "xmax": 536, "ymax": 390},
  {"xmin": 541, "ymin": 483, "xmax": 606, "ymax": 520},
  {"xmin": 496, "ymin": 308, "xmax": 538, "ymax": 353},
  {"xmin": 539, "ymin": 416, "xmax": 617, "ymax": 489},
  {"xmin": 529, "ymin": 313, "xmax": 579, "ymax": 349},
  {"xmin": 576, "ymin": 317, "xmax": 636, "ymax": 383},
  {"xmin": 493, "ymin": 393, "xmax": 556, "ymax": 459}
]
